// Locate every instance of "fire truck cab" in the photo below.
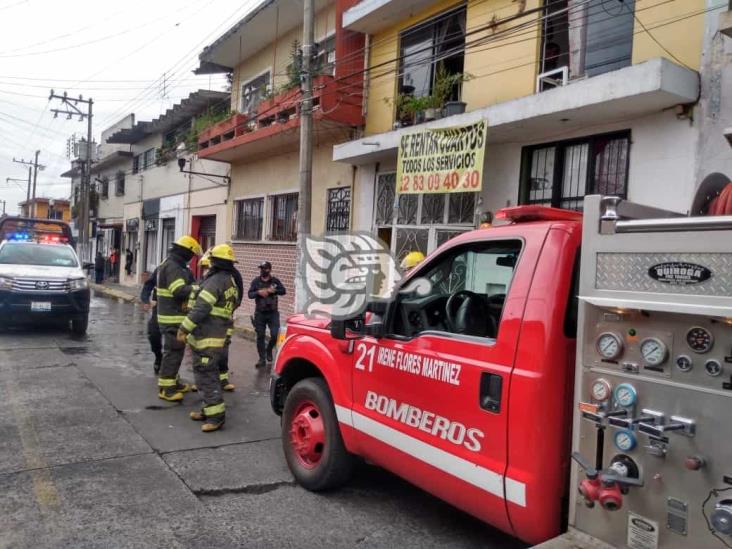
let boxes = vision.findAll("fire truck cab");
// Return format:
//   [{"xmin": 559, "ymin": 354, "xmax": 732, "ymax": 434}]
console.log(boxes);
[{"xmin": 271, "ymin": 205, "xmax": 583, "ymax": 545}]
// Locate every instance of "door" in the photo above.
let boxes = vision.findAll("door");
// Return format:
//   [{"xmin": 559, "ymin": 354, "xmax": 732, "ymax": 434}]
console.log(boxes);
[
  {"xmin": 351, "ymin": 238, "xmax": 526, "ymax": 532},
  {"xmin": 160, "ymin": 218, "xmax": 176, "ymax": 262}
]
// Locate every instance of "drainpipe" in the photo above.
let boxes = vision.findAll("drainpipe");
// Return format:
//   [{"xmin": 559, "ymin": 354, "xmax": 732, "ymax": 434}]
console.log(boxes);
[{"xmin": 362, "ymin": 34, "xmax": 370, "ymax": 118}]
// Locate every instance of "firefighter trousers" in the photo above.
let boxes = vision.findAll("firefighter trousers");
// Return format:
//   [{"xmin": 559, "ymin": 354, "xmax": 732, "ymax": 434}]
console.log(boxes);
[
  {"xmin": 147, "ymin": 307, "xmax": 162, "ymax": 365},
  {"xmin": 192, "ymin": 348, "xmax": 225, "ymax": 422},
  {"xmin": 158, "ymin": 326, "xmax": 185, "ymax": 389}
]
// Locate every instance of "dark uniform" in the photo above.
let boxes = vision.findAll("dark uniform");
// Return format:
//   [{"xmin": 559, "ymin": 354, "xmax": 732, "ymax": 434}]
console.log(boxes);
[
  {"xmin": 156, "ymin": 248, "xmax": 198, "ymax": 395},
  {"xmin": 180, "ymin": 267, "xmax": 239, "ymax": 428},
  {"xmin": 248, "ymin": 269, "xmax": 286, "ymax": 365},
  {"xmin": 140, "ymin": 265, "xmax": 162, "ymax": 372}
]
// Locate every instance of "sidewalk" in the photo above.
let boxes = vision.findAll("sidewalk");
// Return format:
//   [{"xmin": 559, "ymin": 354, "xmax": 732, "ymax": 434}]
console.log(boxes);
[{"xmin": 89, "ymin": 279, "xmax": 257, "ymax": 340}]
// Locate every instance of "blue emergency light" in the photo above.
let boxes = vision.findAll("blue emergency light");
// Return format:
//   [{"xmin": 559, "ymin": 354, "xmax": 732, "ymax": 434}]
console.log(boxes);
[{"xmin": 9, "ymin": 232, "xmax": 31, "ymax": 241}]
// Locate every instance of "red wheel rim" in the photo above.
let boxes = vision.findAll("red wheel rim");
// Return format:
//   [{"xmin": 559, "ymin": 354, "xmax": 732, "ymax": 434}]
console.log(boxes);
[{"xmin": 289, "ymin": 400, "xmax": 325, "ymax": 469}]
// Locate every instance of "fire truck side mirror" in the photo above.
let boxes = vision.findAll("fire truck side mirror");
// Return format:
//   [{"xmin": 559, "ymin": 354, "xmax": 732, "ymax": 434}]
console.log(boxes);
[{"xmin": 330, "ymin": 317, "xmax": 365, "ymax": 341}]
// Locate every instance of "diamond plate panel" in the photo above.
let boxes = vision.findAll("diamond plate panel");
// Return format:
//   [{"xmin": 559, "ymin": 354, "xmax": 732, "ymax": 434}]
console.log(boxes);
[{"xmin": 596, "ymin": 253, "xmax": 732, "ymax": 296}]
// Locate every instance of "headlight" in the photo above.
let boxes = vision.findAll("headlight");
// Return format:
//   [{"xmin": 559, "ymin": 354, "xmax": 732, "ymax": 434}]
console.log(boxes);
[
  {"xmin": 0, "ymin": 276, "xmax": 12, "ymax": 290},
  {"xmin": 69, "ymin": 277, "xmax": 89, "ymax": 290},
  {"xmin": 276, "ymin": 324, "xmax": 287, "ymax": 348}
]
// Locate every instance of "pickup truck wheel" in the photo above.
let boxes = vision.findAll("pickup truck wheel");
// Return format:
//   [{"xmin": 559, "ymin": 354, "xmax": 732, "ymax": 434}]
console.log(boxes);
[
  {"xmin": 71, "ymin": 314, "xmax": 88, "ymax": 336},
  {"xmin": 282, "ymin": 378, "xmax": 353, "ymax": 491}
]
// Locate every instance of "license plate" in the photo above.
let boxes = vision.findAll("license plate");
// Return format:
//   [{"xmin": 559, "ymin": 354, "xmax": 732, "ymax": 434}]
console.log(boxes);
[{"xmin": 31, "ymin": 301, "xmax": 52, "ymax": 312}]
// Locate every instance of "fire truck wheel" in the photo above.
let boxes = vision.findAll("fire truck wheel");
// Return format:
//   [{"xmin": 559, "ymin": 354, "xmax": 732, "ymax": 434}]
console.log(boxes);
[{"xmin": 282, "ymin": 377, "xmax": 353, "ymax": 491}]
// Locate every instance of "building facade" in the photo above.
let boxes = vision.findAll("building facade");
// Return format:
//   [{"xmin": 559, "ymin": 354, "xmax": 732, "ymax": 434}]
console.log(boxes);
[
  {"xmin": 334, "ymin": 0, "xmax": 726, "ymax": 261},
  {"xmin": 18, "ymin": 198, "xmax": 71, "ymax": 221},
  {"xmin": 105, "ymin": 91, "xmax": 232, "ymax": 287},
  {"xmin": 195, "ymin": 0, "xmax": 365, "ymax": 317}
]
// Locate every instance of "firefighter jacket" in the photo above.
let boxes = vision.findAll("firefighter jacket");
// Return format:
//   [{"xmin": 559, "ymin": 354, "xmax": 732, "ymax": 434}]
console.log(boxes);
[
  {"xmin": 156, "ymin": 251, "xmax": 197, "ymax": 328},
  {"xmin": 180, "ymin": 268, "xmax": 239, "ymax": 351}
]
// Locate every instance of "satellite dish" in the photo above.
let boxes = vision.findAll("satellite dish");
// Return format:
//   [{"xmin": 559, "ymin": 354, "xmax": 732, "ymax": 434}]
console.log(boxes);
[{"xmin": 690, "ymin": 173, "xmax": 731, "ymax": 216}]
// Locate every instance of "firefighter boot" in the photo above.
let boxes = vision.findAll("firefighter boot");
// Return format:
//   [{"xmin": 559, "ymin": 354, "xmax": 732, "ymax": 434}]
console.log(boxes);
[
  {"xmin": 202, "ymin": 418, "xmax": 225, "ymax": 432},
  {"xmin": 158, "ymin": 387, "xmax": 184, "ymax": 402},
  {"xmin": 189, "ymin": 410, "xmax": 205, "ymax": 421},
  {"xmin": 220, "ymin": 372, "xmax": 235, "ymax": 392}
]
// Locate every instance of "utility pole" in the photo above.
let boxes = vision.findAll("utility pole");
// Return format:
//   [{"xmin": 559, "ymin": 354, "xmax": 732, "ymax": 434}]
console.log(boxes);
[
  {"xmin": 295, "ymin": 0, "xmax": 314, "ymax": 312},
  {"xmin": 49, "ymin": 90, "xmax": 93, "ymax": 262},
  {"xmin": 12, "ymin": 156, "xmax": 45, "ymax": 213}
]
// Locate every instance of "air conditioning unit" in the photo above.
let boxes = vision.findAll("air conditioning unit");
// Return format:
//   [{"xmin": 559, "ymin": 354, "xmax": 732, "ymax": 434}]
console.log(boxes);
[{"xmin": 536, "ymin": 66, "xmax": 569, "ymax": 93}]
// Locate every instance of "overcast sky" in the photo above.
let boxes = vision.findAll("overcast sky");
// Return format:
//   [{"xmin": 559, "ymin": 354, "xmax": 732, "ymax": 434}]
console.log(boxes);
[{"xmin": 0, "ymin": 0, "xmax": 261, "ymax": 214}]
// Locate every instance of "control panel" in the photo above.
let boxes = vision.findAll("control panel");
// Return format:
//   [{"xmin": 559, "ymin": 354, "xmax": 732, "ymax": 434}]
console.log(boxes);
[{"xmin": 573, "ymin": 306, "xmax": 732, "ymax": 548}]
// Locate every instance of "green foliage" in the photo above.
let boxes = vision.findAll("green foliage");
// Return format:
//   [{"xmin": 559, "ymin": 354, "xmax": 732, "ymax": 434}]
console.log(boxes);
[
  {"xmin": 284, "ymin": 40, "xmax": 302, "ymax": 91},
  {"xmin": 186, "ymin": 108, "xmax": 232, "ymax": 150}
]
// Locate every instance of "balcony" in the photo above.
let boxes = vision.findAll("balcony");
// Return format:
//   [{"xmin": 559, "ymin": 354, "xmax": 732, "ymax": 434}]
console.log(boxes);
[
  {"xmin": 197, "ymin": 75, "xmax": 363, "ymax": 162},
  {"xmin": 343, "ymin": 0, "xmax": 443, "ymax": 34}
]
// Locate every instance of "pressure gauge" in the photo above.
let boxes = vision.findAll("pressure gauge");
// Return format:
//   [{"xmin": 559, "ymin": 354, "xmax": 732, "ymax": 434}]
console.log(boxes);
[
  {"xmin": 686, "ymin": 326, "xmax": 713, "ymax": 353},
  {"xmin": 614, "ymin": 430, "xmax": 637, "ymax": 452},
  {"xmin": 591, "ymin": 378, "xmax": 612, "ymax": 402},
  {"xmin": 640, "ymin": 337, "xmax": 668, "ymax": 366},
  {"xmin": 614, "ymin": 383, "xmax": 637, "ymax": 408},
  {"xmin": 676, "ymin": 355, "xmax": 693, "ymax": 372},
  {"xmin": 705, "ymin": 359, "xmax": 723, "ymax": 377},
  {"xmin": 596, "ymin": 332, "xmax": 624, "ymax": 360}
]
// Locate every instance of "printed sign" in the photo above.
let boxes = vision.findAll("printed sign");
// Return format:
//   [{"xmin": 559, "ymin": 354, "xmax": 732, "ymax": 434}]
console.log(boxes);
[
  {"xmin": 396, "ymin": 120, "xmax": 487, "ymax": 194},
  {"xmin": 648, "ymin": 262, "xmax": 712, "ymax": 285},
  {"xmin": 627, "ymin": 512, "xmax": 659, "ymax": 549}
]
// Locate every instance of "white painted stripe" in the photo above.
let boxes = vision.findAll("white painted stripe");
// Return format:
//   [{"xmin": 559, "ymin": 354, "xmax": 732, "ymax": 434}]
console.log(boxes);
[{"xmin": 334, "ymin": 404, "xmax": 526, "ymax": 507}]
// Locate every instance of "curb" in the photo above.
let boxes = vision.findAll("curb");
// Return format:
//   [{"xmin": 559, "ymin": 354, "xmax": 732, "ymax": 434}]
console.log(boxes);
[{"xmin": 90, "ymin": 283, "xmax": 139, "ymax": 304}]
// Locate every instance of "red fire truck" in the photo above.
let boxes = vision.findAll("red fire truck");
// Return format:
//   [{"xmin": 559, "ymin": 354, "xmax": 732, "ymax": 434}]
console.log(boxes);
[{"xmin": 270, "ymin": 184, "xmax": 732, "ymax": 547}]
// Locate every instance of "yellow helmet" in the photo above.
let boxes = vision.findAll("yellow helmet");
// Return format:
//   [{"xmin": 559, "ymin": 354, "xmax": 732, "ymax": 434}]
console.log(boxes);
[
  {"xmin": 400, "ymin": 251, "xmax": 425, "ymax": 270},
  {"xmin": 210, "ymin": 243, "xmax": 237, "ymax": 263},
  {"xmin": 199, "ymin": 250, "xmax": 211, "ymax": 268},
  {"xmin": 175, "ymin": 235, "xmax": 202, "ymax": 256}
]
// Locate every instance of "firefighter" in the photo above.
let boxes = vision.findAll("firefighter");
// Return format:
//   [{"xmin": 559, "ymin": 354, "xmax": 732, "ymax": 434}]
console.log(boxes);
[
  {"xmin": 177, "ymin": 243, "xmax": 239, "ymax": 432},
  {"xmin": 194, "ymin": 250, "xmax": 243, "ymax": 391},
  {"xmin": 140, "ymin": 265, "xmax": 162, "ymax": 374},
  {"xmin": 400, "ymin": 251, "xmax": 425, "ymax": 274},
  {"xmin": 156, "ymin": 235, "xmax": 202, "ymax": 401}
]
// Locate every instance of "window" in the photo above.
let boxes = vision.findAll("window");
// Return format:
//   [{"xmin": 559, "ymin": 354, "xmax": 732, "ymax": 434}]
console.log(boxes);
[
  {"xmin": 240, "ymin": 71, "xmax": 271, "ymax": 114},
  {"xmin": 143, "ymin": 148, "xmax": 156, "ymax": 170},
  {"xmin": 160, "ymin": 218, "xmax": 175, "ymax": 261},
  {"xmin": 115, "ymin": 171, "xmax": 125, "ymax": 196},
  {"xmin": 132, "ymin": 155, "xmax": 141, "ymax": 174},
  {"xmin": 326, "ymin": 187, "xmax": 351, "ymax": 233},
  {"xmin": 0, "ymin": 243, "xmax": 78, "ymax": 267},
  {"xmin": 391, "ymin": 240, "xmax": 522, "ymax": 339},
  {"xmin": 234, "ymin": 197, "xmax": 264, "ymax": 240},
  {"xmin": 269, "ymin": 192, "xmax": 298, "ymax": 241},
  {"xmin": 539, "ymin": 0, "xmax": 635, "ymax": 85},
  {"xmin": 520, "ymin": 132, "xmax": 630, "ymax": 210},
  {"xmin": 47, "ymin": 208, "xmax": 63, "ymax": 220},
  {"xmin": 314, "ymin": 35, "xmax": 336, "ymax": 76},
  {"xmin": 398, "ymin": 6, "xmax": 466, "ymax": 99},
  {"xmin": 99, "ymin": 177, "xmax": 109, "ymax": 199}
]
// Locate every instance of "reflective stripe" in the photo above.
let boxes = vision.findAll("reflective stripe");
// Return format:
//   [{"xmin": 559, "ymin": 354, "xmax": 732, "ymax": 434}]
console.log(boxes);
[
  {"xmin": 186, "ymin": 336, "xmax": 226, "ymax": 349},
  {"xmin": 201, "ymin": 357, "xmax": 209, "ymax": 364},
  {"xmin": 199, "ymin": 290, "xmax": 217, "ymax": 305},
  {"xmin": 156, "ymin": 288, "xmax": 173, "ymax": 298},
  {"xmin": 210, "ymin": 306, "xmax": 232, "ymax": 319},
  {"xmin": 168, "ymin": 278, "xmax": 185, "ymax": 292},
  {"xmin": 226, "ymin": 328, "xmax": 234, "ymax": 336},
  {"xmin": 219, "ymin": 372, "xmax": 229, "ymax": 381},
  {"xmin": 204, "ymin": 402, "xmax": 225, "ymax": 416},
  {"xmin": 181, "ymin": 317, "xmax": 196, "ymax": 332},
  {"xmin": 158, "ymin": 377, "xmax": 176, "ymax": 387},
  {"xmin": 334, "ymin": 405, "xmax": 527, "ymax": 508},
  {"xmin": 158, "ymin": 315, "xmax": 185, "ymax": 325}
]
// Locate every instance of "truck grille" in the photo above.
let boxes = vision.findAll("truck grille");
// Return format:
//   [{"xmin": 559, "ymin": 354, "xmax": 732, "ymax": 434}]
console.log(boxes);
[{"xmin": 11, "ymin": 278, "xmax": 69, "ymax": 292}]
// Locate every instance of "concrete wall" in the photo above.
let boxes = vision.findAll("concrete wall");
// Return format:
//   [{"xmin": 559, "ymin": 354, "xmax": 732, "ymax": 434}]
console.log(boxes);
[
  {"xmin": 95, "ymin": 159, "xmax": 130, "ymax": 223},
  {"xmin": 231, "ymin": 4, "xmax": 337, "ymax": 112}
]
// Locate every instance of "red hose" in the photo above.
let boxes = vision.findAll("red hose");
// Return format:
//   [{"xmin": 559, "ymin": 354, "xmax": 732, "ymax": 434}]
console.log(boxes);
[{"xmin": 707, "ymin": 183, "xmax": 732, "ymax": 215}]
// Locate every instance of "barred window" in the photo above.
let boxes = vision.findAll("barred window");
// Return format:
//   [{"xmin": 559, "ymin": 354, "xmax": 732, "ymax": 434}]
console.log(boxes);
[
  {"xmin": 99, "ymin": 177, "xmax": 109, "ymax": 199},
  {"xmin": 115, "ymin": 171, "xmax": 125, "ymax": 196},
  {"xmin": 269, "ymin": 192, "xmax": 298, "ymax": 241},
  {"xmin": 520, "ymin": 131, "xmax": 630, "ymax": 210},
  {"xmin": 326, "ymin": 187, "xmax": 350, "ymax": 233},
  {"xmin": 234, "ymin": 198, "xmax": 264, "ymax": 240}
]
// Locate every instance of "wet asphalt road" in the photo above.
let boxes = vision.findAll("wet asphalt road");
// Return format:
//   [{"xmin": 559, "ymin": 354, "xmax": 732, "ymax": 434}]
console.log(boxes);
[{"xmin": 0, "ymin": 294, "xmax": 524, "ymax": 549}]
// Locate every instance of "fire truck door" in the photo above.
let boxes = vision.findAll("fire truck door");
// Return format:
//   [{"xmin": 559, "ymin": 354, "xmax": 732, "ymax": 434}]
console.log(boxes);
[{"xmin": 350, "ymin": 239, "xmax": 527, "ymax": 531}]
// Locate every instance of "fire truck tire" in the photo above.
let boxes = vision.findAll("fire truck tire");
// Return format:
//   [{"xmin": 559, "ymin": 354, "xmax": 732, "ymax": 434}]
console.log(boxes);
[{"xmin": 282, "ymin": 377, "xmax": 353, "ymax": 491}]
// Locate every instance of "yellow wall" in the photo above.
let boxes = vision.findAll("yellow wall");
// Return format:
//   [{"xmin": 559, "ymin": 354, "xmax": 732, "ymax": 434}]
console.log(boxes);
[
  {"xmin": 231, "ymin": 5, "xmax": 337, "ymax": 112},
  {"xmin": 229, "ymin": 140, "xmax": 353, "ymax": 236},
  {"xmin": 364, "ymin": 0, "xmax": 706, "ymax": 136},
  {"xmin": 631, "ymin": 0, "xmax": 705, "ymax": 70},
  {"xmin": 22, "ymin": 201, "xmax": 70, "ymax": 221}
]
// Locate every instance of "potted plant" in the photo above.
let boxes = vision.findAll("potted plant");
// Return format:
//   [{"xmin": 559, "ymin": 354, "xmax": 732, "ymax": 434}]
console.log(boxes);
[{"xmin": 433, "ymin": 63, "xmax": 471, "ymax": 117}]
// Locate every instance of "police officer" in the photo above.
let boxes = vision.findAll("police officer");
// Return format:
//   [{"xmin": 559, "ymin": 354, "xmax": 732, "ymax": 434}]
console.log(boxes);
[
  {"xmin": 156, "ymin": 235, "xmax": 202, "ymax": 401},
  {"xmin": 248, "ymin": 261, "xmax": 286, "ymax": 368},
  {"xmin": 140, "ymin": 265, "xmax": 162, "ymax": 374},
  {"xmin": 195, "ymin": 250, "xmax": 243, "ymax": 391},
  {"xmin": 178, "ymin": 244, "xmax": 239, "ymax": 432}
]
